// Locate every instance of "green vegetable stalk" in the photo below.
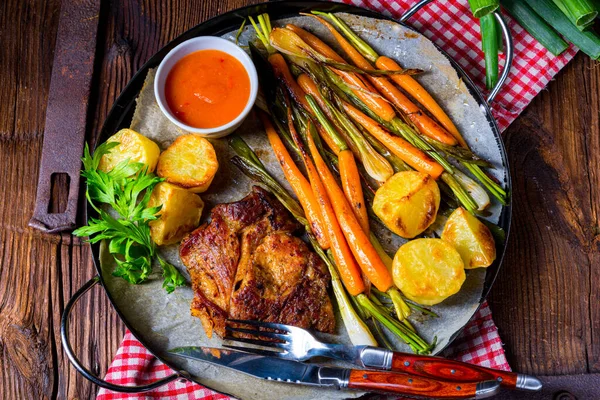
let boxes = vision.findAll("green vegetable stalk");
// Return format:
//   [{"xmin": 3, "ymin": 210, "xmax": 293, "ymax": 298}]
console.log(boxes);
[
  {"xmin": 526, "ymin": 0, "xmax": 600, "ymax": 59},
  {"xmin": 468, "ymin": 0, "xmax": 501, "ymax": 17},
  {"xmin": 480, "ymin": 14, "xmax": 500, "ymax": 90},
  {"xmin": 501, "ymin": 0, "xmax": 569, "ymax": 56}
]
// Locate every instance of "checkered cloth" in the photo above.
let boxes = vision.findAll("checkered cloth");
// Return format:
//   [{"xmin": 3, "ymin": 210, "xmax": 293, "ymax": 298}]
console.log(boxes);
[{"xmin": 97, "ymin": 0, "xmax": 579, "ymax": 398}]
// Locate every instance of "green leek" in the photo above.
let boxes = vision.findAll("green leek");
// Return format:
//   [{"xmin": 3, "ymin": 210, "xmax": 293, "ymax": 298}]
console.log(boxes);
[
  {"xmin": 501, "ymin": 0, "xmax": 569, "ymax": 55},
  {"xmin": 526, "ymin": 0, "xmax": 600, "ymax": 58}
]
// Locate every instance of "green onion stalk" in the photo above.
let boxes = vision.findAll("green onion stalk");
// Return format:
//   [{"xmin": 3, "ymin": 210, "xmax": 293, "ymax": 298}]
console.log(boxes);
[
  {"xmin": 229, "ymin": 134, "xmax": 433, "ymax": 354},
  {"xmin": 480, "ymin": 14, "xmax": 500, "ymax": 90},
  {"xmin": 468, "ymin": 0, "xmax": 500, "ymax": 17},
  {"xmin": 525, "ymin": 0, "xmax": 600, "ymax": 59},
  {"xmin": 552, "ymin": 0, "xmax": 598, "ymax": 30},
  {"xmin": 500, "ymin": 0, "xmax": 569, "ymax": 56}
]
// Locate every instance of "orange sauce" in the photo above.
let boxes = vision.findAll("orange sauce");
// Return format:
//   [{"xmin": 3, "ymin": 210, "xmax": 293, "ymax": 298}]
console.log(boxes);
[{"xmin": 165, "ymin": 49, "xmax": 250, "ymax": 129}]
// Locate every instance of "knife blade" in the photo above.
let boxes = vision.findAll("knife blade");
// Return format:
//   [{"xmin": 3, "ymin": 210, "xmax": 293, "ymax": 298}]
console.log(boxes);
[{"xmin": 169, "ymin": 346, "xmax": 500, "ymax": 399}]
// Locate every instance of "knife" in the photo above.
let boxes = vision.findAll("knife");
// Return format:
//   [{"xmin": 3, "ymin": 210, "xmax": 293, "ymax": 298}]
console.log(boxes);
[
  {"xmin": 169, "ymin": 347, "xmax": 500, "ymax": 398},
  {"xmin": 283, "ymin": 344, "xmax": 542, "ymax": 392}
]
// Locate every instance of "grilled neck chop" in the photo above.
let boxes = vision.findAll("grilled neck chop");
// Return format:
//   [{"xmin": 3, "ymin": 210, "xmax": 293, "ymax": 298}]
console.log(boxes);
[{"xmin": 180, "ymin": 187, "xmax": 335, "ymax": 338}]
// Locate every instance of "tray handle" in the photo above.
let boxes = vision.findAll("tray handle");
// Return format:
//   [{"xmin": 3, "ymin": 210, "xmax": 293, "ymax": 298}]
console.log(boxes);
[
  {"xmin": 400, "ymin": 0, "xmax": 514, "ymax": 104},
  {"xmin": 61, "ymin": 276, "xmax": 185, "ymax": 393}
]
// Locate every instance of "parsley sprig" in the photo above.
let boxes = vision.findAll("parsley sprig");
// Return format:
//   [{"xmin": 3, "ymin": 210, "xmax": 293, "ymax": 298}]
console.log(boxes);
[{"xmin": 73, "ymin": 141, "xmax": 185, "ymax": 293}]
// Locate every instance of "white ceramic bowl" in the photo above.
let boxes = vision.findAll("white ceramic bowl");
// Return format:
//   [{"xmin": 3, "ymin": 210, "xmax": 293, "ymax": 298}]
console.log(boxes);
[{"xmin": 154, "ymin": 36, "xmax": 258, "ymax": 139}]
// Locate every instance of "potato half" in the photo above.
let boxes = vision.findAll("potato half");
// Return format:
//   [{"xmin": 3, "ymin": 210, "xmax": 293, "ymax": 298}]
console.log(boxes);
[
  {"xmin": 393, "ymin": 238, "xmax": 465, "ymax": 306},
  {"xmin": 148, "ymin": 182, "xmax": 204, "ymax": 246},
  {"xmin": 441, "ymin": 207, "xmax": 496, "ymax": 269},
  {"xmin": 373, "ymin": 171, "xmax": 440, "ymax": 239},
  {"xmin": 157, "ymin": 134, "xmax": 218, "ymax": 193},
  {"xmin": 98, "ymin": 128, "xmax": 160, "ymax": 173}
]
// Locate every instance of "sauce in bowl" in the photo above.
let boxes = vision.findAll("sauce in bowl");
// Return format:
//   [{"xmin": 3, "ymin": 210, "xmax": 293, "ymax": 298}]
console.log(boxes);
[{"xmin": 164, "ymin": 49, "xmax": 251, "ymax": 129}]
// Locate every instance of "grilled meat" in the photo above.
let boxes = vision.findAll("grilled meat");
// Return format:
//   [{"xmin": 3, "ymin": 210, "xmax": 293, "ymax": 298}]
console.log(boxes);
[{"xmin": 180, "ymin": 187, "xmax": 335, "ymax": 337}]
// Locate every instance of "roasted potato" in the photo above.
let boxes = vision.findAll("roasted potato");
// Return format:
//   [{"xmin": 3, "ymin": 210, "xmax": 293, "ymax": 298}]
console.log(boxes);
[
  {"xmin": 157, "ymin": 134, "xmax": 218, "ymax": 193},
  {"xmin": 372, "ymin": 171, "xmax": 440, "ymax": 239},
  {"xmin": 441, "ymin": 207, "xmax": 496, "ymax": 269},
  {"xmin": 98, "ymin": 128, "xmax": 160, "ymax": 173},
  {"xmin": 393, "ymin": 238, "xmax": 465, "ymax": 306},
  {"xmin": 148, "ymin": 182, "xmax": 204, "ymax": 246}
]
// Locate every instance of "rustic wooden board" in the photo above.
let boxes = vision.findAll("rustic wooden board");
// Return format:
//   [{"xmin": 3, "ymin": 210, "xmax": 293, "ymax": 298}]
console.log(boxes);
[{"xmin": 0, "ymin": 0, "xmax": 598, "ymax": 399}]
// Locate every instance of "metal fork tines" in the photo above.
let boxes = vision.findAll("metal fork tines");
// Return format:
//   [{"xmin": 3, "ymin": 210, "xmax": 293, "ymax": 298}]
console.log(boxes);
[{"xmin": 224, "ymin": 319, "xmax": 362, "ymax": 363}]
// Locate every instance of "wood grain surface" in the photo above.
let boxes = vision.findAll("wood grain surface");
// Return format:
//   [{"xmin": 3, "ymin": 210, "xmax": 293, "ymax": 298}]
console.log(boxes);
[{"xmin": 0, "ymin": 0, "xmax": 598, "ymax": 399}]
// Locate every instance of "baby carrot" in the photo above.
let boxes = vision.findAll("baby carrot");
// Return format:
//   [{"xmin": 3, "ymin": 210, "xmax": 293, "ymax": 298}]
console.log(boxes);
[
  {"xmin": 342, "ymin": 102, "xmax": 444, "ymax": 179},
  {"xmin": 376, "ymin": 56, "xmax": 468, "ymax": 148},
  {"xmin": 260, "ymin": 112, "xmax": 330, "ymax": 249},
  {"xmin": 339, "ymin": 150, "xmax": 370, "ymax": 235},
  {"xmin": 288, "ymin": 114, "xmax": 365, "ymax": 296},
  {"xmin": 306, "ymin": 130, "xmax": 393, "ymax": 293}
]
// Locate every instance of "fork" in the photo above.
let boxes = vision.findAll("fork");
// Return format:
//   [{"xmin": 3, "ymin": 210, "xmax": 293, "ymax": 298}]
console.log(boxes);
[{"xmin": 224, "ymin": 319, "xmax": 542, "ymax": 392}]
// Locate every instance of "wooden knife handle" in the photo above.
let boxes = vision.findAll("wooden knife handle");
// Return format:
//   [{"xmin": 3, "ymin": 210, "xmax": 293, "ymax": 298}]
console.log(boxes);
[
  {"xmin": 347, "ymin": 369, "xmax": 491, "ymax": 398},
  {"xmin": 390, "ymin": 352, "xmax": 517, "ymax": 388}
]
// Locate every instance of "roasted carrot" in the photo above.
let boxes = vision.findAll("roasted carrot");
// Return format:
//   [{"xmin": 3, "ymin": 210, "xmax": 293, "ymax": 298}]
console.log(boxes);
[
  {"xmin": 306, "ymin": 130, "xmax": 393, "ymax": 293},
  {"xmin": 270, "ymin": 53, "xmax": 341, "ymax": 154},
  {"xmin": 307, "ymin": 14, "xmax": 457, "ymax": 146},
  {"xmin": 269, "ymin": 53, "xmax": 310, "ymax": 110},
  {"xmin": 339, "ymin": 150, "xmax": 369, "ymax": 235},
  {"xmin": 376, "ymin": 56, "xmax": 468, "ymax": 148},
  {"xmin": 375, "ymin": 80, "xmax": 457, "ymax": 146},
  {"xmin": 298, "ymin": 76, "xmax": 369, "ymax": 233},
  {"xmin": 260, "ymin": 112, "xmax": 329, "ymax": 249},
  {"xmin": 297, "ymin": 74, "xmax": 336, "ymax": 126},
  {"xmin": 342, "ymin": 101, "xmax": 444, "ymax": 179},
  {"xmin": 286, "ymin": 24, "xmax": 346, "ymax": 62},
  {"xmin": 288, "ymin": 115, "xmax": 365, "ymax": 296}
]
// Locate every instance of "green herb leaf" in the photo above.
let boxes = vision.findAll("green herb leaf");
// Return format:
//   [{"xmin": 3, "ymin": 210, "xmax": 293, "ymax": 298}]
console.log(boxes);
[{"xmin": 158, "ymin": 256, "xmax": 186, "ymax": 294}]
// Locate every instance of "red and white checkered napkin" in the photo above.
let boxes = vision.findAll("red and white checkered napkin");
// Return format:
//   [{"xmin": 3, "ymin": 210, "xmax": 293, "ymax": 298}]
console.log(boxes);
[{"xmin": 98, "ymin": 0, "xmax": 579, "ymax": 398}]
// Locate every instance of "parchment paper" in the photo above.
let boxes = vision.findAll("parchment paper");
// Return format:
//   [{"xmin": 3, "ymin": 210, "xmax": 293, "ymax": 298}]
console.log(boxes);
[{"xmin": 101, "ymin": 13, "xmax": 508, "ymax": 400}]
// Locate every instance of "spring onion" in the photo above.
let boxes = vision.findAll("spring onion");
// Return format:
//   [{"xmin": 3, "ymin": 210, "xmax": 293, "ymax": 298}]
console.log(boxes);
[
  {"xmin": 468, "ymin": 0, "xmax": 500, "ymax": 17},
  {"xmin": 526, "ymin": 0, "xmax": 600, "ymax": 58},
  {"xmin": 552, "ymin": 0, "xmax": 598, "ymax": 29},
  {"xmin": 501, "ymin": 0, "xmax": 569, "ymax": 55},
  {"xmin": 480, "ymin": 14, "xmax": 500, "ymax": 90}
]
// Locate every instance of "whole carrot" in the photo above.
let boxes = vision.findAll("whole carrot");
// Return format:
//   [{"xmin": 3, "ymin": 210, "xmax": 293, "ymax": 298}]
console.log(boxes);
[
  {"xmin": 259, "ymin": 112, "xmax": 330, "ymax": 249},
  {"xmin": 306, "ymin": 127, "xmax": 393, "ymax": 292},
  {"xmin": 342, "ymin": 101, "xmax": 444, "ymax": 179},
  {"xmin": 287, "ymin": 114, "xmax": 365, "ymax": 296}
]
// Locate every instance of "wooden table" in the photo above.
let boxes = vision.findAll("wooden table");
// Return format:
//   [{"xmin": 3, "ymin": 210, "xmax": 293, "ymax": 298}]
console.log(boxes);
[{"xmin": 0, "ymin": 0, "xmax": 598, "ymax": 398}]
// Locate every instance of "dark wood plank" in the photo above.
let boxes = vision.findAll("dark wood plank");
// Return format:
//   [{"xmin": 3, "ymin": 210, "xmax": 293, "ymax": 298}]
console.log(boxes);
[{"xmin": 488, "ymin": 52, "xmax": 600, "ymax": 375}]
